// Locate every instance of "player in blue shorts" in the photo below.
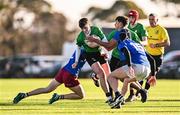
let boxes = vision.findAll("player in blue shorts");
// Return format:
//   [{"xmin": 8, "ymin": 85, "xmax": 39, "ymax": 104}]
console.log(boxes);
[
  {"xmin": 107, "ymin": 30, "xmax": 155, "ymax": 108},
  {"xmin": 13, "ymin": 48, "xmax": 89, "ymax": 104}
]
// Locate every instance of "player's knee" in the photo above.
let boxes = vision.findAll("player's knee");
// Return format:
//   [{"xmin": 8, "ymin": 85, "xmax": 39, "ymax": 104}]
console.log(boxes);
[
  {"xmin": 45, "ymin": 87, "xmax": 54, "ymax": 93},
  {"xmin": 79, "ymin": 92, "xmax": 85, "ymax": 99},
  {"xmin": 97, "ymin": 70, "xmax": 106, "ymax": 78}
]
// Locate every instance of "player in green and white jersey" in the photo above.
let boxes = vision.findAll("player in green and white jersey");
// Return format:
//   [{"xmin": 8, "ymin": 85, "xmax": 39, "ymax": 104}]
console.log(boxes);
[{"xmin": 75, "ymin": 18, "xmax": 112, "ymax": 102}]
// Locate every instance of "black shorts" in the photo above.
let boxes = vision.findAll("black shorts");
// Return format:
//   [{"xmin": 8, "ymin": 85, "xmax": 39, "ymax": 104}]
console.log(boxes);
[
  {"xmin": 150, "ymin": 55, "xmax": 163, "ymax": 71},
  {"xmin": 109, "ymin": 56, "xmax": 126, "ymax": 71},
  {"xmin": 83, "ymin": 51, "xmax": 107, "ymax": 66}
]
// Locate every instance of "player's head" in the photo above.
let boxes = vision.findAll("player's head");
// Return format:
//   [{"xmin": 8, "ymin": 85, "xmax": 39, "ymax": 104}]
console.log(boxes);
[
  {"xmin": 128, "ymin": 10, "xmax": 139, "ymax": 25},
  {"xmin": 148, "ymin": 13, "xmax": 158, "ymax": 27},
  {"xmin": 115, "ymin": 16, "xmax": 128, "ymax": 29},
  {"xmin": 119, "ymin": 29, "xmax": 129, "ymax": 42},
  {"xmin": 79, "ymin": 18, "xmax": 91, "ymax": 35}
]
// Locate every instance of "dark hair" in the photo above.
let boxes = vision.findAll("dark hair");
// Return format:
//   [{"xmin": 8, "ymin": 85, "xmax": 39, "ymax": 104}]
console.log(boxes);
[
  {"xmin": 79, "ymin": 18, "xmax": 88, "ymax": 29},
  {"xmin": 119, "ymin": 29, "xmax": 129, "ymax": 41},
  {"xmin": 149, "ymin": 13, "xmax": 157, "ymax": 17},
  {"xmin": 115, "ymin": 16, "xmax": 128, "ymax": 27}
]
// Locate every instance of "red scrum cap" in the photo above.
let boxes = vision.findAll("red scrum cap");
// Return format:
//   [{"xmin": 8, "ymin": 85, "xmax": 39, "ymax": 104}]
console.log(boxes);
[{"xmin": 128, "ymin": 10, "xmax": 139, "ymax": 20}]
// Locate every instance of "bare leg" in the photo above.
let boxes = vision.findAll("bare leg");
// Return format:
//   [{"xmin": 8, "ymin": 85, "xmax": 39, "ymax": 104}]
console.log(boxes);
[
  {"xmin": 101, "ymin": 62, "xmax": 111, "ymax": 76},
  {"xmin": 27, "ymin": 79, "xmax": 61, "ymax": 96},
  {"xmin": 48, "ymin": 84, "xmax": 85, "ymax": 104},
  {"xmin": 130, "ymin": 82, "xmax": 142, "ymax": 91},
  {"xmin": 63, "ymin": 84, "xmax": 85, "ymax": 99},
  {"xmin": 121, "ymin": 77, "xmax": 136, "ymax": 96},
  {"xmin": 108, "ymin": 67, "xmax": 128, "ymax": 93},
  {"xmin": 91, "ymin": 62, "xmax": 109, "ymax": 94}
]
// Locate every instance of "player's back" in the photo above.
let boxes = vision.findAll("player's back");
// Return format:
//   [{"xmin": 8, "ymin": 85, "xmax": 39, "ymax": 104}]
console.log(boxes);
[
  {"xmin": 119, "ymin": 39, "xmax": 150, "ymax": 67},
  {"xmin": 63, "ymin": 50, "xmax": 86, "ymax": 76}
]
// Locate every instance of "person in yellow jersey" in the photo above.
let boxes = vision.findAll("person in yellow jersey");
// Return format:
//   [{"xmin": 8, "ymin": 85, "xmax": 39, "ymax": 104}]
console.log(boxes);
[{"xmin": 145, "ymin": 13, "xmax": 170, "ymax": 88}]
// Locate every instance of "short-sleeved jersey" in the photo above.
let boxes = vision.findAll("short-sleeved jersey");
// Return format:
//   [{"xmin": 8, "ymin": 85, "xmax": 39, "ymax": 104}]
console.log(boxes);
[
  {"xmin": 108, "ymin": 29, "xmax": 140, "ymax": 60},
  {"xmin": 63, "ymin": 50, "xmax": 86, "ymax": 76},
  {"xmin": 118, "ymin": 39, "xmax": 150, "ymax": 67},
  {"xmin": 145, "ymin": 25, "xmax": 170, "ymax": 55},
  {"xmin": 128, "ymin": 22, "xmax": 148, "ymax": 40},
  {"xmin": 76, "ymin": 26, "xmax": 106, "ymax": 53}
]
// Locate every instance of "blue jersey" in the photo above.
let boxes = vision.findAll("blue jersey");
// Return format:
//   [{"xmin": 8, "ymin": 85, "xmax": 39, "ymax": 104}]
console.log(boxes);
[
  {"xmin": 113, "ymin": 29, "xmax": 130, "ymax": 61},
  {"xmin": 63, "ymin": 50, "xmax": 86, "ymax": 76},
  {"xmin": 118, "ymin": 39, "xmax": 150, "ymax": 67}
]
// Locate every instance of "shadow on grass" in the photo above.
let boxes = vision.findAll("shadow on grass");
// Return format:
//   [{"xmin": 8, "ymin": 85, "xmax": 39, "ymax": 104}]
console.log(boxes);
[
  {"xmin": 148, "ymin": 99, "xmax": 180, "ymax": 102},
  {"xmin": 0, "ymin": 102, "xmax": 49, "ymax": 106}
]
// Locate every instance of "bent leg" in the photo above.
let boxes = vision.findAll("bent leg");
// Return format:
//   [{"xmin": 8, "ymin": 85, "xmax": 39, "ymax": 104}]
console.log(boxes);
[
  {"xmin": 63, "ymin": 84, "xmax": 85, "ymax": 99},
  {"xmin": 27, "ymin": 79, "xmax": 61, "ymax": 96},
  {"xmin": 108, "ymin": 67, "xmax": 129, "ymax": 93},
  {"xmin": 101, "ymin": 62, "xmax": 111, "ymax": 76},
  {"xmin": 91, "ymin": 62, "xmax": 109, "ymax": 94},
  {"xmin": 121, "ymin": 77, "xmax": 136, "ymax": 96},
  {"xmin": 13, "ymin": 79, "xmax": 61, "ymax": 104}
]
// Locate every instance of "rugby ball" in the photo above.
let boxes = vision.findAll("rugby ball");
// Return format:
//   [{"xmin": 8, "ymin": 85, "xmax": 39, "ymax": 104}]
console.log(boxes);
[{"xmin": 85, "ymin": 35, "xmax": 100, "ymax": 48}]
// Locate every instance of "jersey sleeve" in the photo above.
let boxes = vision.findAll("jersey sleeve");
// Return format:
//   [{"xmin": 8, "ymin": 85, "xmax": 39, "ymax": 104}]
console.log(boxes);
[
  {"xmin": 117, "ymin": 42, "xmax": 125, "ymax": 51},
  {"xmin": 94, "ymin": 26, "xmax": 106, "ymax": 40},
  {"xmin": 76, "ymin": 32, "xmax": 83, "ymax": 47},
  {"xmin": 140, "ymin": 24, "xmax": 148, "ymax": 37},
  {"xmin": 130, "ymin": 30, "xmax": 141, "ymax": 43},
  {"xmin": 107, "ymin": 30, "xmax": 116, "ymax": 41},
  {"xmin": 113, "ymin": 31, "xmax": 120, "ymax": 42},
  {"xmin": 161, "ymin": 27, "xmax": 170, "ymax": 41}
]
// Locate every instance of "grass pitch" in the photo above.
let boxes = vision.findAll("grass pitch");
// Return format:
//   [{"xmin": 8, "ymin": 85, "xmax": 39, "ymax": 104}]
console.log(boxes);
[{"xmin": 0, "ymin": 79, "xmax": 180, "ymax": 115}]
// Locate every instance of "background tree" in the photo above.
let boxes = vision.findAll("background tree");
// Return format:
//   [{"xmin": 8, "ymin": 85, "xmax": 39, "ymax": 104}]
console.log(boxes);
[
  {"xmin": 0, "ymin": 0, "xmax": 69, "ymax": 56},
  {"xmin": 84, "ymin": 0, "xmax": 146, "ymax": 22}
]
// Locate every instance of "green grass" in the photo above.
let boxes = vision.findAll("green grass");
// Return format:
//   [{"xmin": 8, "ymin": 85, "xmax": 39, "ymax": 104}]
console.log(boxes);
[{"xmin": 0, "ymin": 79, "xmax": 180, "ymax": 115}]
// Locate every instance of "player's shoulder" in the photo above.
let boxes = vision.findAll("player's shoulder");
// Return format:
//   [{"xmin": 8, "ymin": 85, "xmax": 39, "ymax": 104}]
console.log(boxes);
[
  {"xmin": 145, "ymin": 26, "xmax": 151, "ymax": 30},
  {"xmin": 108, "ymin": 30, "xmax": 117, "ymax": 37},
  {"xmin": 91, "ymin": 25, "xmax": 101, "ymax": 30},
  {"xmin": 77, "ymin": 31, "xmax": 84, "ymax": 38},
  {"xmin": 127, "ymin": 28, "xmax": 135, "ymax": 33},
  {"xmin": 137, "ymin": 22, "xmax": 145, "ymax": 28},
  {"xmin": 157, "ymin": 25, "xmax": 167, "ymax": 31},
  {"xmin": 110, "ymin": 29, "xmax": 117, "ymax": 34}
]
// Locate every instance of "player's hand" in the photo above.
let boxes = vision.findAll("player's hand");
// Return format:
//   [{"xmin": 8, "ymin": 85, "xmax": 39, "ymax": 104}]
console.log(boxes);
[
  {"xmin": 101, "ymin": 53, "xmax": 108, "ymax": 59},
  {"xmin": 148, "ymin": 76, "xmax": 156, "ymax": 86},
  {"xmin": 128, "ymin": 66, "xmax": 135, "ymax": 78},
  {"xmin": 87, "ymin": 36, "xmax": 97, "ymax": 42},
  {"xmin": 72, "ymin": 62, "xmax": 78, "ymax": 68},
  {"xmin": 149, "ymin": 43, "xmax": 156, "ymax": 48}
]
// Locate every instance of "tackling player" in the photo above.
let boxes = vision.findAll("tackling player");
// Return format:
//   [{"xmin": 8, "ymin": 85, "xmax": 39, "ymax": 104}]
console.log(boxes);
[
  {"xmin": 13, "ymin": 48, "xmax": 87, "ymax": 104},
  {"xmin": 107, "ymin": 30, "xmax": 155, "ymax": 108},
  {"xmin": 87, "ymin": 16, "xmax": 152, "ymax": 106}
]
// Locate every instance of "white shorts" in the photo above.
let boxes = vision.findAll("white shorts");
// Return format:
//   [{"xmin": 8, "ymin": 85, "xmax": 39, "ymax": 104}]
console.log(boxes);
[{"xmin": 121, "ymin": 64, "xmax": 151, "ymax": 81}]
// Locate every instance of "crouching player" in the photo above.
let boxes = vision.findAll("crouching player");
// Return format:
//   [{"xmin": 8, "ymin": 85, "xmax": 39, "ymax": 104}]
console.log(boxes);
[
  {"xmin": 107, "ymin": 30, "xmax": 155, "ymax": 108},
  {"xmin": 13, "ymin": 48, "xmax": 89, "ymax": 104}
]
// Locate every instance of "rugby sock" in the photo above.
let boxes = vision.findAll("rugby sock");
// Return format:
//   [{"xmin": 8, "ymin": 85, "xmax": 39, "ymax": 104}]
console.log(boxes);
[
  {"xmin": 115, "ymin": 91, "xmax": 121, "ymax": 97},
  {"xmin": 139, "ymin": 80, "xmax": 144, "ymax": 86},
  {"xmin": 145, "ymin": 81, "xmax": 150, "ymax": 90},
  {"xmin": 108, "ymin": 84, "xmax": 113, "ymax": 97},
  {"xmin": 106, "ymin": 92, "xmax": 112, "ymax": 101},
  {"xmin": 130, "ymin": 89, "xmax": 135, "ymax": 96},
  {"xmin": 106, "ymin": 92, "xmax": 111, "ymax": 97}
]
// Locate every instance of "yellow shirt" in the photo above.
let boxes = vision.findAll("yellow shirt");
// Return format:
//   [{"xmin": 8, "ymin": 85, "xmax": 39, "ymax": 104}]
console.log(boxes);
[{"xmin": 145, "ymin": 25, "xmax": 170, "ymax": 55}]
